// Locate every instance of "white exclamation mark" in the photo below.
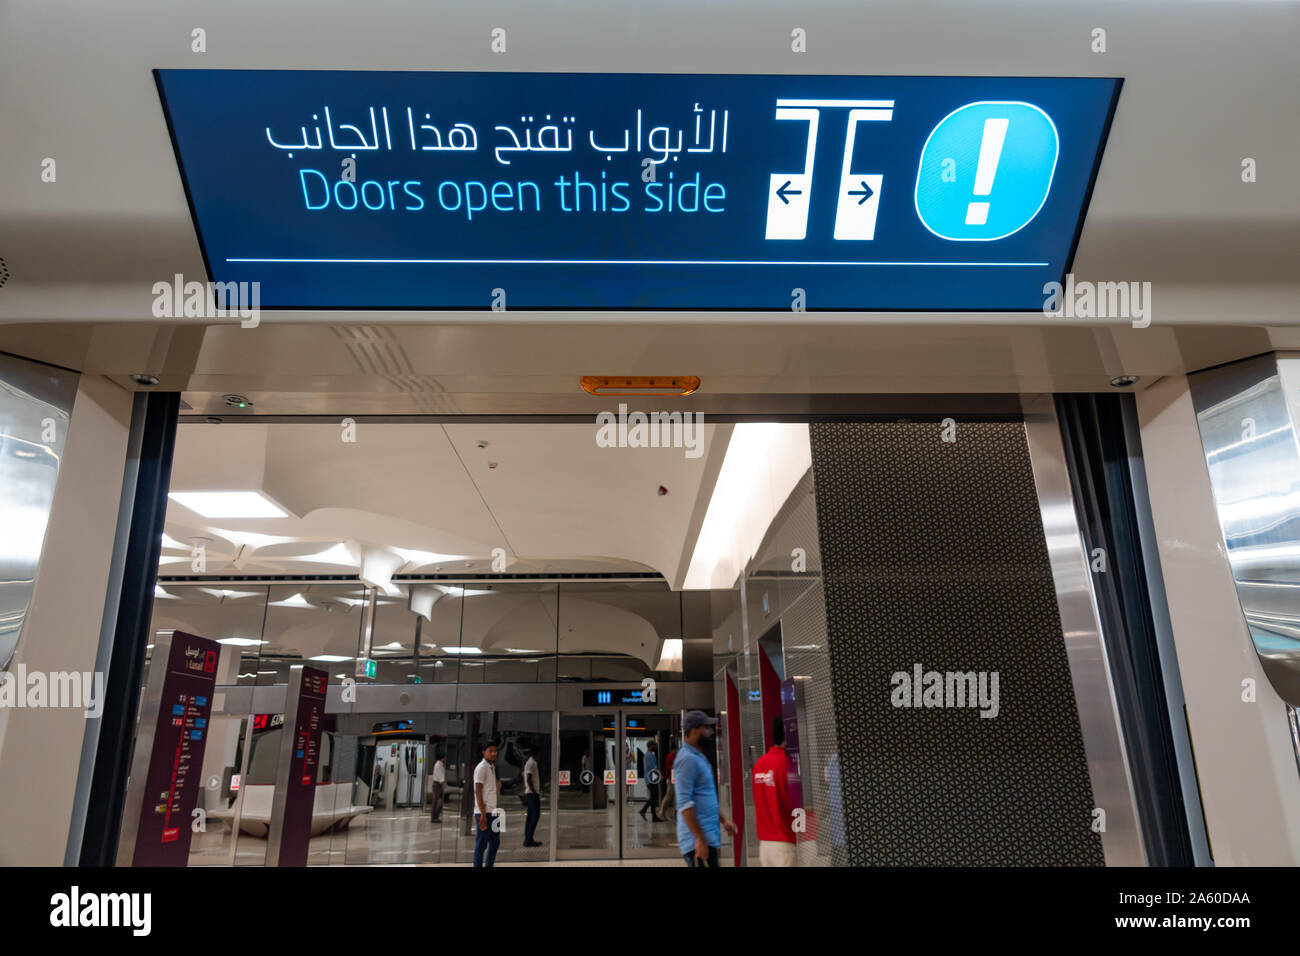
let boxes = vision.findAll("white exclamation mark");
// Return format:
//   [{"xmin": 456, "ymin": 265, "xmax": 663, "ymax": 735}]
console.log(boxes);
[{"xmin": 965, "ymin": 117, "xmax": 1009, "ymax": 226}]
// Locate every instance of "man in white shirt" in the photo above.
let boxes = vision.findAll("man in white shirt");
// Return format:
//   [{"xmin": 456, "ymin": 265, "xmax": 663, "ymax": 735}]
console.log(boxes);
[
  {"xmin": 522, "ymin": 747, "xmax": 542, "ymax": 847},
  {"xmin": 429, "ymin": 752, "xmax": 446, "ymax": 823},
  {"xmin": 473, "ymin": 740, "xmax": 502, "ymax": 867}
]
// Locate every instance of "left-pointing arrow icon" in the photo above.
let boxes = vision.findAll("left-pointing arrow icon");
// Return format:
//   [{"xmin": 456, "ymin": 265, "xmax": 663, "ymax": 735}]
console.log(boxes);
[
  {"xmin": 847, "ymin": 180, "xmax": 874, "ymax": 204},
  {"xmin": 775, "ymin": 180, "xmax": 803, "ymax": 205}
]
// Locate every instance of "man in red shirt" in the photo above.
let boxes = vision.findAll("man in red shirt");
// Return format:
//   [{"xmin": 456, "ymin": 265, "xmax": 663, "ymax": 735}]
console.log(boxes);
[{"xmin": 751, "ymin": 716, "xmax": 797, "ymax": 866}]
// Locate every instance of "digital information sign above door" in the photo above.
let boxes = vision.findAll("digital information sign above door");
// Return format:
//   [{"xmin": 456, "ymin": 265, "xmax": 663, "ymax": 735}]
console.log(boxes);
[
  {"xmin": 584, "ymin": 688, "xmax": 658, "ymax": 707},
  {"xmin": 156, "ymin": 70, "xmax": 1121, "ymax": 312}
]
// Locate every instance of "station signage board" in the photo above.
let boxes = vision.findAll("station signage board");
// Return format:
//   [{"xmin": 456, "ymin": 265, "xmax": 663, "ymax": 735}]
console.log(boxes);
[
  {"xmin": 128, "ymin": 631, "xmax": 220, "ymax": 866},
  {"xmin": 156, "ymin": 70, "xmax": 1120, "ymax": 312},
  {"xmin": 266, "ymin": 665, "xmax": 328, "ymax": 867}
]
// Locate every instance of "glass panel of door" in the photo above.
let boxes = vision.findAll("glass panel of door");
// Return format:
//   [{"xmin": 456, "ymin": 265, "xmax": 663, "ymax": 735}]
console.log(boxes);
[
  {"xmin": 554, "ymin": 710, "xmax": 682, "ymax": 860},
  {"xmin": 621, "ymin": 711, "xmax": 681, "ymax": 858}
]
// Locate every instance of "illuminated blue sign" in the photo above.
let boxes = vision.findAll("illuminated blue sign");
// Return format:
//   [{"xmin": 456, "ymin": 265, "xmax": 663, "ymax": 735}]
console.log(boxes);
[
  {"xmin": 156, "ymin": 70, "xmax": 1120, "ymax": 311},
  {"xmin": 582, "ymin": 689, "xmax": 654, "ymax": 706}
]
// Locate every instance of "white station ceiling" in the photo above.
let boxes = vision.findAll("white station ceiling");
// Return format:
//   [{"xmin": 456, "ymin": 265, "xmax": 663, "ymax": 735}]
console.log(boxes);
[{"xmin": 162, "ymin": 420, "xmax": 732, "ymax": 585}]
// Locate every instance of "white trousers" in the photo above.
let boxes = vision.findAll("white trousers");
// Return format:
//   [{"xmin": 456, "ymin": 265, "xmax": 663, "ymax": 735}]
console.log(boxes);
[{"xmin": 759, "ymin": 840, "xmax": 797, "ymax": 867}]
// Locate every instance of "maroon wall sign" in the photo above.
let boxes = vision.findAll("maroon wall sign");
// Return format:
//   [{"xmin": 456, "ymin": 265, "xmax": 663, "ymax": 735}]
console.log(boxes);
[
  {"xmin": 132, "ymin": 631, "xmax": 220, "ymax": 866},
  {"xmin": 273, "ymin": 665, "xmax": 328, "ymax": 866}
]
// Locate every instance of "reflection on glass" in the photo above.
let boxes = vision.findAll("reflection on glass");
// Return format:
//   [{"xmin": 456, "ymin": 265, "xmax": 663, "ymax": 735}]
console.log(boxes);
[
  {"xmin": 623, "ymin": 713, "xmax": 681, "ymax": 853},
  {"xmin": 1192, "ymin": 359, "xmax": 1300, "ymax": 705},
  {"xmin": 260, "ymin": 584, "xmax": 365, "ymax": 685},
  {"xmin": 557, "ymin": 582, "xmax": 684, "ymax": 682},
  {"xmin": 370, "ymin": 590, "xmax": 420, "ymax": 683},
  {"xmin": 149, "ymin": 585, "xmax": 269, "ymax": 684},
  {"xmin": 185, "ymin": 715, "xmax": 249, "ymax": 866},
  {"xmin": 456, "ymin": 582, "xmax": 558, "ymax": 683},
  {"xmin": 557, "ymin": 713, "xmax": 617, "ymax": 855},
  {"xmin": 0, "ymin": 353, "xmax": 75, "ymax": 670}
]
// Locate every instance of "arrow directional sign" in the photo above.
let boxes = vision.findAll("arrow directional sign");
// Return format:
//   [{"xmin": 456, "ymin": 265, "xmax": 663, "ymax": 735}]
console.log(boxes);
[
  {"xmin": 848, "ymin": 180, "xmax": 874, "ymax": 204},
  {"xmin": 775, "ymin": 180, "xmax": 803, "ymax": 205}
]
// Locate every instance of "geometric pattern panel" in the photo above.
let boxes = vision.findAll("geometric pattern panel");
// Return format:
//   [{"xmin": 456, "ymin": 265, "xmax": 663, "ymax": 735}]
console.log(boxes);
[{"xmin": 809, "ymin": 421, "xmax": 1104, "ymax": 865}]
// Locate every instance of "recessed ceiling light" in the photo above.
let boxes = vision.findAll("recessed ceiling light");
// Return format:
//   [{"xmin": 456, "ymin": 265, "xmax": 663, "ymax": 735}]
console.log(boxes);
[
  {"xmin": 284, "ymin": 543, "xmax": 356, "ymax": 566},
  {"xmin": 269, "ymin": 592, "xmax": 314, "ymax": 608},
  {"xmin": 309, "ymin": 654, "xmax": 353, "ymax": 662},
  {"xmin": 1110, "ymin": 375, "xmax": 1138, "ymax": 388},
  {"xmin": 217, "ymin": 638, "xmax": 267, "ymax": 647},
  {"xmin": 168, "ymin": 491, "xmax": 287, "ymax": 519},
  {"xmin": 441, "ymin": 647, "xmax": 482, "ymax": 655}
]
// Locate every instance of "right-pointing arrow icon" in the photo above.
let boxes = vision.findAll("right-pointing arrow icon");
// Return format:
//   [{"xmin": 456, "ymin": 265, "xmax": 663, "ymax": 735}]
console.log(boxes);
[
  {"xmin": 848, "ymin": 180, "xmax": 874, "ymax": 204},
  {"xmin": 775, "ymin": 180, "xmax": 803, "ymax": 205}
]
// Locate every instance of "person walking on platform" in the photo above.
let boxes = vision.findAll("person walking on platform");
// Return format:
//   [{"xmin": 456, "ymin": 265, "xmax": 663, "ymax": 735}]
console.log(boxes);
[
  {"xmin": 429, "ymin": 751, "xmax": 446, "ymax": 823},
  {"xmin": 639, "ymin": 741, "xmax": 663, "ymax": 822},
  {"xmin": 675, "ymin": 711, "xmax": 735, "ymax": 867},
  {"xmin": 473, "ymin": 740, "xmax": 502, "ymax": 867},
  {"xmin": 522, "ymin": 746, "xmax": 543, "ymax": 847}
]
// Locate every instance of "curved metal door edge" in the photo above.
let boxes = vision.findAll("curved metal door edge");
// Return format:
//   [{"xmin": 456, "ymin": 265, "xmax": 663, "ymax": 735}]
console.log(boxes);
[{"xmin": 1022, "ymin": 393, "xmax": 1147, "ymax": 866}]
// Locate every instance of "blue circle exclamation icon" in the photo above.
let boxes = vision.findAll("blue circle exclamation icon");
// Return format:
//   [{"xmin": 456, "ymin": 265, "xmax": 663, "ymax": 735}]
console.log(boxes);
[{"xmin": 914, "ymin": 101, "xmax": 1059, "ymax": 241}]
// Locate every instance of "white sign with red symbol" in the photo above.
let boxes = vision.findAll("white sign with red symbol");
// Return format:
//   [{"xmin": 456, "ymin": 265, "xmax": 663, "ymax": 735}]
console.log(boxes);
[
  {"xmin": 626, "ymin": 769, "xmax": 638, "ymax": 785},
  {"xmin": 603, "ymin": 769, "xmax": 615, "ymax": 785},
  {"xmin": 558, "ymin": 770, "xmax": 570, "ymax": 786}
]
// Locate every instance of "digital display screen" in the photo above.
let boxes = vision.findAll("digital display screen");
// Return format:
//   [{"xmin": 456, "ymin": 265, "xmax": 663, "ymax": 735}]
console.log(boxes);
[
  {"xmin": 583, "ymin": 689, "xmax": 658, "ymax": 707},
  {"xmin": 156, "ymin": 70, "xmax": 1120, "ymax": 311}
]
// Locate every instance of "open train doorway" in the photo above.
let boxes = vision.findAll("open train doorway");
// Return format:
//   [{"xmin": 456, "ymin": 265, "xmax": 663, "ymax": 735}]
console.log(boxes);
[{"xmin": 107, "ymin": 406, "xmax": 1149, "ymax": 866}]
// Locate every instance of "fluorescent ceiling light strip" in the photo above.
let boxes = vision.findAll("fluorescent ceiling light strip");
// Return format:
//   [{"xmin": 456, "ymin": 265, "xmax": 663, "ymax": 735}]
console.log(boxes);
[{"xmin": 168, "ymin": 491, "xmax": 287, "ymax": 518}]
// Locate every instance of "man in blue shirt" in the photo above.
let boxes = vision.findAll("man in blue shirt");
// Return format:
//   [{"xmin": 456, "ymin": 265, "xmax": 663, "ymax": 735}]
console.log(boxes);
[{"xmin": 674, "ymin": 711, "xmax": 736, "ymax": 867}]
